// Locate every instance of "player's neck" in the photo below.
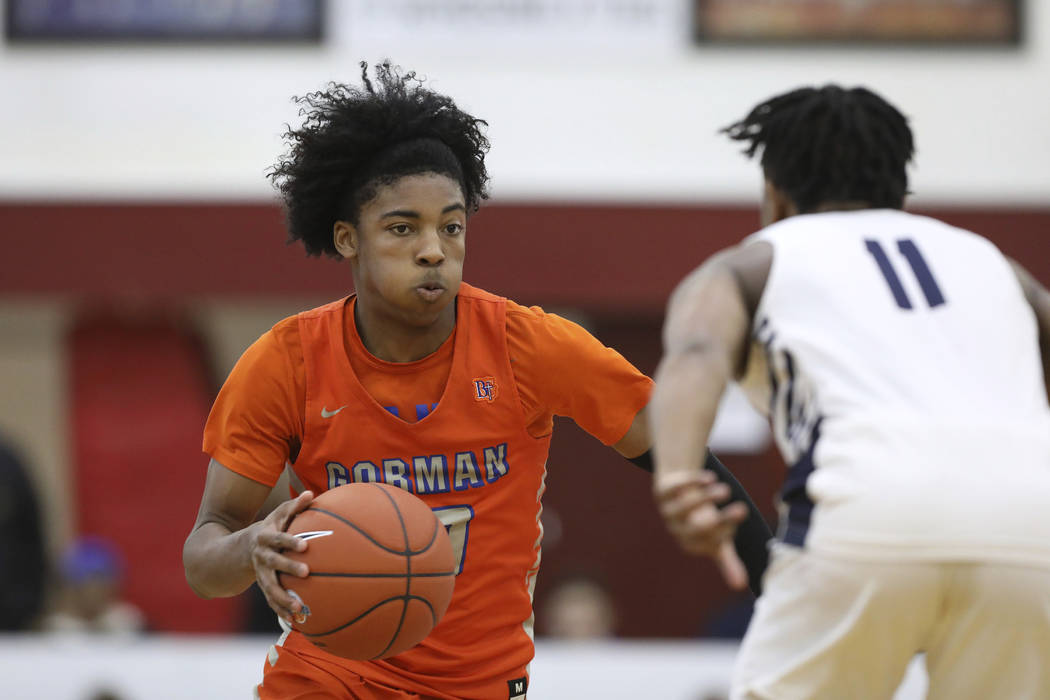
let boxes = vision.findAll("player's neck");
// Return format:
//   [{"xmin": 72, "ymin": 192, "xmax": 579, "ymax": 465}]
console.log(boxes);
[
  {"xmin": 809, "ymin": 200, "xmax": 875, "ymax": 213},
  {"xmin": 353, "ymin": 299, "xmax": 456, "ymax": 363}
]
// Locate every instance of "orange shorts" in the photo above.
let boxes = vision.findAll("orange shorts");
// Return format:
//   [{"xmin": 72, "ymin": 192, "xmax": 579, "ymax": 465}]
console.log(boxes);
[
  {"xmin": 257, "ymin": 630, "xmax": 526, "ymax": 699},
  {"xmin": 257, "ymin": 636, "xmax": 424, "ymax": 700}
]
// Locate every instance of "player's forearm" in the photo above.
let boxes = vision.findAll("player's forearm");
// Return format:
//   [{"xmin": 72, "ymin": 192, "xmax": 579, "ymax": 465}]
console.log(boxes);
[
  {"xmin": 183, "ymin": 521, "xmax": 259, "ymax": 599},
  {"xmin": 650, "ymin": 345, "xmax": 731, "ymax": 478}
]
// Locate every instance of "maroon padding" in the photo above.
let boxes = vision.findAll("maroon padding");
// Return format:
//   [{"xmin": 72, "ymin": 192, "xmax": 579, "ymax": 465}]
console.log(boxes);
[
  {"xmin": 69, "ymin": 313, "xmax": 243, "ymax": 633},
  {"xmin": 2, "ymin": 202, "xmax": 1048, "ymax": 313}
]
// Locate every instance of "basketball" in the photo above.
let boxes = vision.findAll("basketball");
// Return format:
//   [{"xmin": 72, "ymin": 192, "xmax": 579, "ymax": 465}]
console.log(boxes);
[{"xmin": 278, "ymin": 483, "xmax": 456, "ymax": 660}]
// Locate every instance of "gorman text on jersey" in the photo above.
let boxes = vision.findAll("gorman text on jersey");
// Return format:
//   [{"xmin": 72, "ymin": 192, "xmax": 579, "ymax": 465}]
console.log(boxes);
[{"xmin": 324, "ymin": 443, "xmax": 510, "ymax": 493}]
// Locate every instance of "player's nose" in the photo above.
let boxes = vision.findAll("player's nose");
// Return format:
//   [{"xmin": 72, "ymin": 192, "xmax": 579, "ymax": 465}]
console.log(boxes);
[{"xmin": 415, "ymin": 228, "xmax": 445, "ymax": 266}]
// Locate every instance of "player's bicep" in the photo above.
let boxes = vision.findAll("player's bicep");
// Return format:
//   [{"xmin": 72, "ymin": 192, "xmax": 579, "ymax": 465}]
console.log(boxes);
[
  {"xmin": 612, "ymin": 404, "xmax": 650, "ymax": 458},
  {"xmin": 192, "ymin": 458, "xmax": 275, "ymax": 534},
  {"xmin": 664, "ymin": 252, "xmax": 752, "ymax": 373}
]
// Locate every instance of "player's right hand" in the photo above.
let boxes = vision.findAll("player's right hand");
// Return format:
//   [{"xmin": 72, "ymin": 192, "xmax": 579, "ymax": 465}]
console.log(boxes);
[
  {"xmin": 653, "ymin": 470, "xmax": 749, "ymax": 589},
  {"xmin": 249, "ymin": 490, "xmax": 315, "ymax": 624}
]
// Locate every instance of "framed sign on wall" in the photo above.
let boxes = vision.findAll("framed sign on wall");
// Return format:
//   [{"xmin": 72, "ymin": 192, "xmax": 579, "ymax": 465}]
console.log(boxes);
[{"xmin": 693, "ymin": 0, "xmax": 1021, "ymax": 46}]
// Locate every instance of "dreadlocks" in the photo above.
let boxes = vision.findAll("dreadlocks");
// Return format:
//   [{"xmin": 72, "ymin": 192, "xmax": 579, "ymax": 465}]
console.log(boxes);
[{"xmin": 723, "ymin": 85, "xmax": 914, "ymax": 212}]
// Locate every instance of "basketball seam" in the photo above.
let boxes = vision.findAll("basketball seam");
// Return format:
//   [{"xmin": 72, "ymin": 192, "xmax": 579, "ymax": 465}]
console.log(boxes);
[
  {"xmin": 300, "ymin": 594, "xmax": 437, "ymax": 637},
  {"xmin": 306, "ymin": 571, "xmax": 455, "ymax": 578},
  {"xmin": 417, "ymin": 515, "xmax": 439, "ymax": 555},
  {"xmin": 412, "ymin": 593, "xmax": 439, "ymax": 628},
  {"xmin": 371, "ymin": 484, "xmax": 412, "ymax": 660}
]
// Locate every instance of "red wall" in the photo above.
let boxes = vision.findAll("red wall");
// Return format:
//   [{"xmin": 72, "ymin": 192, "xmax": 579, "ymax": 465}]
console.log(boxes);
[{"xmin": 70, "ymin": 315, "xmax": 244, "ymax": 633}]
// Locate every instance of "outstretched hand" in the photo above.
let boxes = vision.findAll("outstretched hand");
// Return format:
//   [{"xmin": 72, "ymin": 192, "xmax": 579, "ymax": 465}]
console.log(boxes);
[
  {"xmin": 653, "ymin": 471, "xmax": 749, "ymax": 591},
  {"xmin": 249, "ymin": 491, "xmax": 315, "ymax": 624}
]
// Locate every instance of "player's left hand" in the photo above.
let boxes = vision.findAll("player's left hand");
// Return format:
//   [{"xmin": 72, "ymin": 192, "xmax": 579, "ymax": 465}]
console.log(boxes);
[{"xmin": 653, "ymin": 470, "xmax": 749, "ymax": 586}]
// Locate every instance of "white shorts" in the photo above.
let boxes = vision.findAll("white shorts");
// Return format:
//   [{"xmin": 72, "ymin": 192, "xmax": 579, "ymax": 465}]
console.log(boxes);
[{"xmin": 731, "ymin": 544, "xmax": 1050, "ymax": 700}]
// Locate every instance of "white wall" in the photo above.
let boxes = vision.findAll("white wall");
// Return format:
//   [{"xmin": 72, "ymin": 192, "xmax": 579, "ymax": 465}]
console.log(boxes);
[
  {"xmin": 0, "ymin": 0, "xmax": 1046, "ymax": 206},
  {"xmin": 0, "ymin": 635, "xmax": 930, "ymax": 700}
]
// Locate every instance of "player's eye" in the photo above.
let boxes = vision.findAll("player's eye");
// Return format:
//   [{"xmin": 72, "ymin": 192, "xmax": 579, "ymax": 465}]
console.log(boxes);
[
  {"xmin": 389, "ymin": 224, "xmax": 412, "ymax": 236},
  {"xmin": 444, "ymin": 222, "xmax": 463, "ymax": 236}
]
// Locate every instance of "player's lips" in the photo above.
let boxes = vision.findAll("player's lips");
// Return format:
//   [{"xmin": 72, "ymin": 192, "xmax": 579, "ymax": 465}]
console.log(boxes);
[{"xmin": 416, "ymin": 279, "xmax": 447, "ymax": 302}]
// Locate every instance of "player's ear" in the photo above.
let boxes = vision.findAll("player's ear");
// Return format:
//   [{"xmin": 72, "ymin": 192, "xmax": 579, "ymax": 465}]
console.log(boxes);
[{"xmin": 333, "ymin": 221, "xmax": 358, "ymax": 260}]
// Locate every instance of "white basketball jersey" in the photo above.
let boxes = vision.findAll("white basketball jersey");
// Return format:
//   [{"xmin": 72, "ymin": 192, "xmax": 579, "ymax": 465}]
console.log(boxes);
[{"xmin": 740, "ymin": 209, "xmax": 1050, "ymax": 565}]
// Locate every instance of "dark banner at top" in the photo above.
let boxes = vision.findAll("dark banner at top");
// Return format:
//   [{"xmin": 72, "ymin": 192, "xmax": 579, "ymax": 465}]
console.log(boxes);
[{"xmin": 5, "ymin": 0, "xmax": 324, "ymax": 42}]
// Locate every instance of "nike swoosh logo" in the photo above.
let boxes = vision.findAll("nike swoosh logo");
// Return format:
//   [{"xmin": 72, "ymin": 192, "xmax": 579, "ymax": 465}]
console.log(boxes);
[
  {"xmin": 321, "ymin": 405, "xmax": 347, "ymax": 419},
  {"xmin": 294, "ymin": 530, "xmax": 334, "ymax": 541}
]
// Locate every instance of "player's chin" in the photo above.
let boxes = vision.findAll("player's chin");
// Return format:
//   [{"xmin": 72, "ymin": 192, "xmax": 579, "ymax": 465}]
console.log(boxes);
[{"xmin": 401, "ymin": 291, "xmax": 453, "ymax": 325}]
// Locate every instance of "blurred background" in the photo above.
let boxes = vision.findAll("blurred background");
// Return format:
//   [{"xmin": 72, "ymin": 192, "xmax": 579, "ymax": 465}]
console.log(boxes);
[{"xmin": 0, "ymin": 0, "xmax": 1045, "ymax": 698}]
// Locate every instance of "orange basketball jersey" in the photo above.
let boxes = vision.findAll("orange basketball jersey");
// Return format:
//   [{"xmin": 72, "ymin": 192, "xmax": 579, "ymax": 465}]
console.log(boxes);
[{"xmin": 285, "ymin": 284, "xmax": 550, "ymax": 699}]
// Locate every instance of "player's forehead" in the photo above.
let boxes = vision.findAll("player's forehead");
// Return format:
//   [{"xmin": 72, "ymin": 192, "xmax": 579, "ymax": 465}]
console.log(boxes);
[{"xmin": 364, "ymin": 172, "xmax": 465, "ymax": 217}]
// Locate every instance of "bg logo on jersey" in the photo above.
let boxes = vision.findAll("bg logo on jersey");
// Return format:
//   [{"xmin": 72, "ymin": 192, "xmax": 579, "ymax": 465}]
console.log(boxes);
[{"xmin": 473, "ymin": 376, "xmax": 497, "ymax": 402}]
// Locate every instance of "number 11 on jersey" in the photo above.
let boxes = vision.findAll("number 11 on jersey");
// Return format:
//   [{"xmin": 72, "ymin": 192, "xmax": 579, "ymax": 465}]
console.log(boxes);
[{"xmin": 865, "ymin": 238, "xmax": 947, "ymax": 310}]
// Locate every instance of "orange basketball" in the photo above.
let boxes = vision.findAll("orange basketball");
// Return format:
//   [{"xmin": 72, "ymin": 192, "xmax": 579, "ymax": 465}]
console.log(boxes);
[{"xmin": 278, "ymin": 483, "xmax": 456, "ymax": 660}]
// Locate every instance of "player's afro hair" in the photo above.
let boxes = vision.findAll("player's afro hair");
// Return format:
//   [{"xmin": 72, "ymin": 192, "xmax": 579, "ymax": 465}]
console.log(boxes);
[
  {"xmin": 269, "ymin": 62, "xmax": 490, "ymax": 257},
  {"xmin": 723, "ymin": 85, "xmax": 914, "ymax": 213}
]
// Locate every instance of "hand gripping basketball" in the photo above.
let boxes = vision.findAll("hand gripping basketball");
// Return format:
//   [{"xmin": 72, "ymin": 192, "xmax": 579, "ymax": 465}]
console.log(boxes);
[{"xmin": 250, "ymin": 490, "xmax": 316, "ymax": 625}]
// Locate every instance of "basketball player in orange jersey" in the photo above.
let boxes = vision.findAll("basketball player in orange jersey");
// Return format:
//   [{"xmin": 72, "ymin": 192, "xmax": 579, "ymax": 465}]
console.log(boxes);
[{"xmin": 182, "ymin": 62, "xmax": 772, "ymax": 700}]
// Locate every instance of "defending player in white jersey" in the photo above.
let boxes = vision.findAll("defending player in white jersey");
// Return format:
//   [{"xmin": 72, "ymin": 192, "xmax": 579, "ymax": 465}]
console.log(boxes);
[{"xmin": 650, "ymin": 85, "xmax": 1050, "ymax": 699}]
